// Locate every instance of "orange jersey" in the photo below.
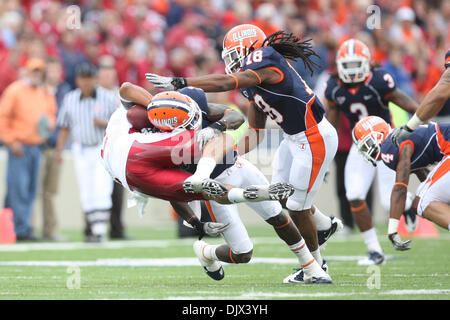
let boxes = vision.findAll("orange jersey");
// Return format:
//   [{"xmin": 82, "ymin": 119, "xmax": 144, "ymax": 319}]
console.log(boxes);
[{"xmin": 0, "ymin": 80, "xmax": 57, "ymax": 145}]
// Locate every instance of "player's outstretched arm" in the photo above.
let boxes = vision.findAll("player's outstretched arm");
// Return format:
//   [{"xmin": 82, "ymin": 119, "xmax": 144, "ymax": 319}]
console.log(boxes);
[
  {"xmin": 388, "ymin": 143, "xmax": 414, "ymax": 250},
  {"xmin": 390, "ymin": 69, "xmax": 450, "ymax": 146},
  {"xmin": 415, "ymin": 68, "xmax": 450, "ymax": 122},
  {"xmin": 119, "ymin": 82, "xmax": 153, "ymax": 108},
  {"xmin": 145, "ymin": 68, "xmax": 280, "ymax": 92}
]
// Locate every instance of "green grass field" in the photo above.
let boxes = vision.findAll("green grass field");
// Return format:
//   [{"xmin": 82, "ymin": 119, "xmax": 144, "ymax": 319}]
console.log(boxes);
[{"xmin": 0, "ymin": 225, "xmax": 449, "ymax": 300}]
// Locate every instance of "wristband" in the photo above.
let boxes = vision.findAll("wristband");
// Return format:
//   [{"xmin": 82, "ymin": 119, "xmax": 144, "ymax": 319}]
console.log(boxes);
[
  {"xmin": 388, "ymin": 218, "xmax": 400, "ymax": 235},
  {"xmin": 406, "ymin": 114, "xmax": 424, "ymax": 131},
  {"xmin": 171, "ymin": 77, "xmax": 187, "ymax": 90},
  {"xmin": 210, "ymin": 121, "xmax": 227, "ymax": 132}
]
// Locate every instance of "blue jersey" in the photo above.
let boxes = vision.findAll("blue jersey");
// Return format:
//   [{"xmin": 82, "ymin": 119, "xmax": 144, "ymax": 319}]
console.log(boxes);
[
  {"xmin": 239, "ymin": 46, "xmax": 325, "ymax": 135},
  {"xmin": 325, "ymin": 68, "xmax": 397, "ymax": 128},
  {"xmin": 380, "ymin": 122, "xmax": 450, "ymax": 171},
  {"xmin": 178, "ymin": 87, "xmax": 236, "ymax": 178}
]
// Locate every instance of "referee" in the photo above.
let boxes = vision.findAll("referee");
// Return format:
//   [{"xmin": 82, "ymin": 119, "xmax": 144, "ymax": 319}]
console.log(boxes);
[{"xmin": 55, "ymin": 63, "xmax": 118, "ymax": 242}]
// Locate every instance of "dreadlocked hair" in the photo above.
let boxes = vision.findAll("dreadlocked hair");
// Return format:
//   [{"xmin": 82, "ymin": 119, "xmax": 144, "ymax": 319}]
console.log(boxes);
[{"xmin": 259, "ymin": 31, "xmax": 321, "ymax": 76}]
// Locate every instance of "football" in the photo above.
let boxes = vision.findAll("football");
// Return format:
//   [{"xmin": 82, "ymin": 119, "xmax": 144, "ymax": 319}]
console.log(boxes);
[{"xmin": 126, "ymin": 105, "xmax": 152, "ymax": 131}]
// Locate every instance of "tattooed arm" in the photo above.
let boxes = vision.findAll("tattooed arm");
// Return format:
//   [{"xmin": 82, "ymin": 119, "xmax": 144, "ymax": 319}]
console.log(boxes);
[
  {"xmin": 390, "ymin": 69, "xmax": 450, "ymax": 147},
  {"xmin": 387, "ymin": 143, "xmax": 415, "ymax": 250},
  {"xmin": 390, "ymin": 143, "xmax": 414, "ymax": 220},
  {"xmin": 415, "ymin": 68, "xmax": 450, "ymax": 122}
]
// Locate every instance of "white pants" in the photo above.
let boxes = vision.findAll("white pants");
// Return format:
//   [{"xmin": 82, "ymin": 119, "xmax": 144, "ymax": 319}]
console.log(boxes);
[
  {"xmin": 416, "ymin": 155, "xmax": 450, "ymax": 216},
  {"xmin": 345, "ymin": 144, "xmax": 395, "ymax": 211},
  {"xmin": 72, "ymin": 143, "xmax": 113, "ymax": 212},
  {"xmin": 203, "ymin": 157, "xmax": 282, "ymax": 254},
  {"xmin": 272, "ymin": 118, "xmax": 338, "ymax": 211}
]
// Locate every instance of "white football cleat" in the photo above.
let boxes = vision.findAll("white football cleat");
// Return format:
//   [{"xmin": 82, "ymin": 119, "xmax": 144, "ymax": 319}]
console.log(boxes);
[
  {"xmin": 243, "ymin": 183, "xmax": 295, "ymax": 201},
  {"xmin": 283, "ymin": 260, "xmax": 332, "ymax": 284},
  {"xmin": 193, "ymin": 240, "xmax": 225, "ymax": 281}
]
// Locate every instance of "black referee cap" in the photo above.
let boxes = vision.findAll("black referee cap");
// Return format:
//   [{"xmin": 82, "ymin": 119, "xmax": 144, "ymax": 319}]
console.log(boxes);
[{"xmin": 75, "ymin": 62, "xmax": 97, "ymax": 77}]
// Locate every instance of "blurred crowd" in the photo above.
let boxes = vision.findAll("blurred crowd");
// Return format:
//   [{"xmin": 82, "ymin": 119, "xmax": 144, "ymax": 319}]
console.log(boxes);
[
  {"xmin": 0, "ymin": 0, "xmax": 448, "ymax": 103},
  {"xmin": 0, "ymin": 0, "xmax": 448, "ymax": 240}
]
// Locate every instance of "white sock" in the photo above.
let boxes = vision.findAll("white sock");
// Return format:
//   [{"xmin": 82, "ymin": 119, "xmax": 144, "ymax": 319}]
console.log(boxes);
[
  {"xmin": 227, "ymin": 188, "xmax": 246, "ymax": 203},
  {"xmin": 447, "ymin": 223, "xmax": 450, "ymax": 231},
  {"xmin": 288, "ymin": 239, "xmax": 315, "ymax": 267},
  {"xmin": 312, "ymin": 206, "xmax": 332, "ymax": 231},
  {"xmin": 194, "ymin": 157, "xmax": 216, "ymax": 180},
  {"xmin": 361, "ymin": 228, "xmax": 383, "ymax": 253},
  {"xmin": 202, "ymin": 244, "xmax": 219, "ymax": 260},
  {"xmin": 311, "ymin": 249, "xmax": 323, "ymax": 266}
]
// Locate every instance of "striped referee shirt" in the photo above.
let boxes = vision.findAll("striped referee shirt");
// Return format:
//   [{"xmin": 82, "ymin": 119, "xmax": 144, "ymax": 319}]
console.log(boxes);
[{"xmin": 57, "ymin": 87, "xmax": 118, "ymax": 146}]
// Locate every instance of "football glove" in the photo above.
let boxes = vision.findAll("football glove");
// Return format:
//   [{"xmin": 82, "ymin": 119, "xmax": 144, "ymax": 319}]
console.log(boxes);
[
  {"xmin": 197, "ymin": 127, "xmax": 222, "ymax": 152},
  {"xmin": 202, "ymin": 222, "xmax": 230, "ymax": 238},
  {"xmin": 145, "ymin": 73, "xmax": 187, "ymax": 91},
  {"xmin": 388, "ymin": 232, "xmax": 411, "ymax": 251},
  {"xmin": 390, "ymin": 125, "xmax": 414, "ymax": 147}
]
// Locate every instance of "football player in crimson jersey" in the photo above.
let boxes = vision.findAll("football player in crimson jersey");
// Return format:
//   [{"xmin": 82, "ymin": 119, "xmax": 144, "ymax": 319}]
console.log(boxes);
[
  {"xmin": 353, "ymin": 116, "xmax": 450, "ymax": 250},
  {"xmin": 102, "ymin": 81, "xmax": 332, "ymax": 284},
  {"xmin": 391, "ymin": 49, "xmax": 450, "ymax": 146},
  {"xmin": 323, "ymin": 39, "xmax": 419, "ymax": 265},
  {"xmin": 147, "ymin": 24, "xmax": 343, "ymax": 283}
]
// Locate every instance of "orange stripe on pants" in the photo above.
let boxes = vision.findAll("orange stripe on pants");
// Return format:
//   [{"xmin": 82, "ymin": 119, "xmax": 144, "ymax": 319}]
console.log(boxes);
[
  {"xmin": 205, "ymin": 200, "xmax": 217, "ymax": 222},
  {"xmin": 428, "ymin": 157, "xmax": 450, "ymax": 188},
  {"xmin": 304, "ymin": 97, "xmax": 326, "ymax": 193}
]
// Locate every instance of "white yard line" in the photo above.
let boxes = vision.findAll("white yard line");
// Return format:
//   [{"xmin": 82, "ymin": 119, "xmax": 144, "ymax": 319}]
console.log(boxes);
[
  {"xmin": 2, "ymin": 234, "xmax": 447, "ymax": 252},
  {"xmin": 167, "ymin": 289, "xmax": 450, "ymax": 300},
  {"xmin": 0, "ymin": 256, "xmax": 401, "ymax": 267}
]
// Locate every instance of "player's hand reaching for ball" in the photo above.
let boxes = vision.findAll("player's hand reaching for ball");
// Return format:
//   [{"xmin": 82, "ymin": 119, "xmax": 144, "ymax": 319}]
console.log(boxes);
[
  {"xmin": 145, "ymin": 73, "xmax": 187, "ymax": 91},
  {"xmin": 388, "ymin": 232, "xmax": 411, "ymax": 251}
]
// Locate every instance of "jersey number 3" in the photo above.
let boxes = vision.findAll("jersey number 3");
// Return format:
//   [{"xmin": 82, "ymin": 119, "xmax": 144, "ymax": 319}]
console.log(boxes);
[
  {"xmin": 254, "ymin": 94, "xmax": 283, "ymax": 124},
  {"xmin": 350, "ymin": 102, "xmax": 369, "ymax": 121}
]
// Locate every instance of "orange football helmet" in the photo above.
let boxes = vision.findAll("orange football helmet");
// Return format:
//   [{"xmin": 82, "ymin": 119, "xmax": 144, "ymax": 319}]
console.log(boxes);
[
  {"xmin": 222, "ymin": 24, "xmax": 266, "ymax": 74},
  {"xmin": 336, "ymin": 39, "xmax": 371, "ymax": 83},
  {"xmin": 147, "ymin": 91, "xmax": 202, "ymax": 132},
  {"xmin": 352, "ymin": 116, "xmax": 392, "ymax": 166}
]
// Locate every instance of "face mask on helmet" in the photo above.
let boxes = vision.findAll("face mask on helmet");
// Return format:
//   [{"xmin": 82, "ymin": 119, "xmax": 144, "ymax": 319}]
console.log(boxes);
[
  {"xmin": 222, "ymin": 44, "xmax": 246, "ymax": 74},
  {"xmin": 354, "ymin": 131, "xmax": 384, "ymax": 166},
  {"xmin": 337, "ymin": 57, "xmax": 370, "ymax": 83}
]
